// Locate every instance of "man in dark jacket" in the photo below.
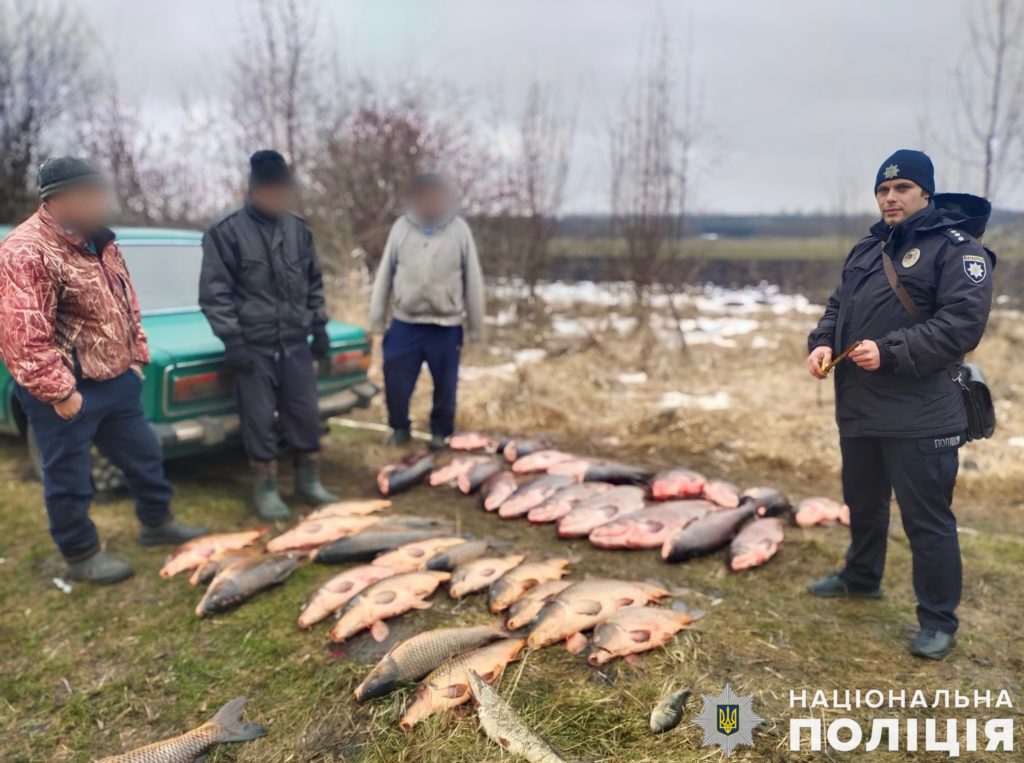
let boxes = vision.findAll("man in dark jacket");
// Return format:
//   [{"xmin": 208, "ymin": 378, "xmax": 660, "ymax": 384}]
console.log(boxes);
[
  {"xmin": 806, "ymin": 149, "xmax": 995, "ymax": 660},
  {"xmin": 200, "ymin": 150, "xmax": 337, "ymax": 520}
]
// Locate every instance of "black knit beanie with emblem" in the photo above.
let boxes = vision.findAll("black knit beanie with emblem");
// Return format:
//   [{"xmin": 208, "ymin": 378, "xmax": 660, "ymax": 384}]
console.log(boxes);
[{"xmin": 875, "ymin": 149, "xmax": 935, "ymax": 196}]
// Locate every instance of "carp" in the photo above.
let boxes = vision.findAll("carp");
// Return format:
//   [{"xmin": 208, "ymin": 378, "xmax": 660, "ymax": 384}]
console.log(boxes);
[
  {"xmin": 649, "ymin": 468, "xmax": 707, "ymax": 500},
  {"xmin": 468, "ymin": 669, "xmax": 567, "ymax": 762},
  {"xmin": 650, "ymin": 688, "xmax": 691, "ymax": 734},
  {"xmin": 330, "ymin": 570, "xmax": 451, "ymax": 643},
  {"xmin": 399, "ymin": 638, "xmax": 526, "ymax": 729},
  {"xmin": 505, "ymin": 580, "xmax": 574, "ymax": 630},
  {"xmin": 548, "ymin": 459, "xmax": 652, "ymax": 485},
  {"xmin": 588, "ymin": 605, "xmax": 698, "ymax": 666},
  {"xmin": 498, "ymin": 474, "xmax": 576, "ymax": 519},
  {"xmin": 297, "ymin": 564, "xmax": 403, "ymax": 629},
  {"xmin": 794, "ymin": 497, "xmax": 850, "ymax": 527},
  {"xmin": 312, "ymin": 528, "xmax": 448, "ymax": 565},
  {"xmin": 303, "ymin": 499, "xmax": 392, "ymax": 521},
  {"xmin": 502, "ymin": 436, "xmax": 554, "ymax": 462},
  {"xmin": 740, "ymin": 486, "xmax": 792, "ymax": 517},
  {"xmin": 702, "ymin": 480, "xmax": 741, "ymax": 508},
  {"xmin": 354, "ymin": 625, "xmax": 507, "ymax": 702},
  {"xmin": 511, "ymin": 449, "xmax": 577, "ymax": 474},
  {"xmin": 556, "ymin": 486, "xmax": 647, "ymax": 538},
  {"xmin": 377, "ymin": 451, "xmax": 435, "ymax": 496},
  {"xmin": 449, "ymin": 432, "xmax": 498, "ymax": 452},
  {"xmin": 265, "ymin": 515, "xmax": 381, "ymax": 553},
  {"xmin": 195, "ymin": 553, "xmax": 301, "ymax": 617},
  {"xmin": 728, "ymin": 517, "xmax": 785, "ymax": 572},
  {"xmin": 371, "ymin": 536, "xmax": 469, "ymax": 572},
  {"xmin": 429, "ymin": 455, "xmax": 493, "ymax": 487},
  {"xmin": 188, "ymin": 547, "xmax": 262, "ymax": 587},
  {"xmin": 488, "ymin": 559, "xmax": 571, "ymax": 613},
  {"xmin": 96, "ymin": 696, "xmax": 265, "ymax": 762},
  {"xmin": 526, "ymin": 482, "xmax": 615, "ymax": 524},
  {"xmin": 449, "ymin": 555, "xmax": 526, "ymax": 599},
  {"xmin": 481, "ymin": 471, "xmax": 519, "ymax": 511},
  {"xmin": 425, "ymin": 540, "xmax": 491, "ymax": 571},
  {"xmin": 660, "ymin": 504, "xmax": 758, "ymax": 563},
  {"xmin": 457, "ymin": 459, "xmax": 505, "ymax": 495},
  {"xmin": 159, "ymin": 529, "xmax": 266, "ymax": 579},
  {"xmin": 588, "ymin": 501, "xmax": 713, "ymax": 549},
  {"xmin": 526, "ymin": 579, "xmax": 669, "ymax": 651}
]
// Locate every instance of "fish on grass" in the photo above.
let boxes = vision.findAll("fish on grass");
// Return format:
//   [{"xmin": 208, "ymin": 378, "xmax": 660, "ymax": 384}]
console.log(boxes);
[
  {"xmin": 399, "ymin": 638, "xmax": 526, "ymax": 729},
  {"xmin": 650, "ymin": 687, "xmax": 691, "ymax": 734},
  {"xmin": 526, "ymin": 482, "xmax": 614, "ymax": 524},
  {"xmin": 702, "ymin": 480, "xmax": 741, "ymax": 508},
  {"xmin": 188, "ymin": 547, "xmax": 262, "ymax": 587},
  {"xmin": 449, "ymin": 555, "xmax": 525, "ymax": 599},
  {"xmin": 311, "ymin": 528, "xmax": 447, "ymax": 565},
  {"xmin": 425, "ymin": 539, "xmax": 491, "ymax": 572},
  {"xmin": 505, "ymin": 580, "xmax": 574, "ymax": 631},
  {"xmin": 96, "ymin": 696, "xmax": 265, "ymax": 762},
  {"xmin": 377, "ymin": 451, "xmax": 435, "ymax": 496},
  {"xmin": 481, "ymin": 471, "xmax": 519, "ymax": 511},
  {"xmin": 458, "ymin": 459, "xmax": 505, "ymax": 495},
  {"xmin": 330, "ymin": 570, "xmax": 450, "ymax": 643},
  {"xmin": 548, "ymin": 458, "xmax": 652, "ymax": 485},
  {"xmin": 467, "ymin": 669, "xmax": 567, "ymax": 763},
  {"xmin": 502, "ymin": 436, "xmax": 554, "ymax": 462},
  {"xmin": 265, "ymin": 515, "xmax": 381, "ymax": 552},
  {"xmin": 649, "ymin": 468, "xmax": 707, "ymax": 500},
  {"xmin": 499, "ymin": 474, "xmax": 576, "ymax": 519},
  {"xmin": 511, "ymin": 449, "xmax": 577, "ymax": 475},
  {"xmin": 488, "ymin": 559, "xmax": 571, "ymax": 614},
  {"xmin": 196, "ymin": 553, "xmax": 301, "ymax": 617},
  {"xmin": 297, "ymin": 564, "xmax": 404, "ymax": 629},
  {"xmin": 372, "ymin": 536, "xmax": 469, "ymax": 572},
  {"xmin": 728, "ymin": 516, "xmax": 785, "ymax": 572},
  {"xmin": 448, "ymin": 432, "xmax": 499, "ymax": 452},
  {"xmin": 429, "ymin": 455, "xmax": 493, "ymax": 487},
  {"xmin": 794, "ymin": 496, "xmax": 850, "ymax": 527},
  {"xmin": 159, "ymin": 529, "xmax": 267, "ymax": 579},
  {"xmin": 354, "ymin": 625, "xmax": 507, "ymax": 701},
  {"xmin": 302, "ymin": 499, "xmax": 392, "ymax": 521},
  {"xmin": 588, "ymin": 501, "xmax": 713, "ymax": 550},
  {"xmin": 587, "ymin": 604, "xmax": 700, "ymax": 666},
  {"xmin": 556, "ymin": 486, "xmax": 646, "ymax": 538}
]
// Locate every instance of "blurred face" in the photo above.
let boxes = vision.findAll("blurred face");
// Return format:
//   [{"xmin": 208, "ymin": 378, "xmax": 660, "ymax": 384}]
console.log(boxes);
[
  {"xmin": 875, "ymin": 179, "xmax": 929, "ymax": 225},
  {"xmin": 45, "ymin": 183, "xmax": 114, "ymax": 234},
  {"xmin": 250, "ymin": 182, "xmax": 296, "ymax": 217},
  {"xmin": 411, "ymin": 186, "xmax": 454, "ymax": 225}
]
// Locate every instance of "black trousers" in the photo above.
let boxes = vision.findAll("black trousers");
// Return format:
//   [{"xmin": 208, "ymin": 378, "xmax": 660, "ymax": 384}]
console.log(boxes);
[
  {"xmin": 382, "ymin": 319, "xmax": 463, "ymax": 438},
  {"xmin": 235, "ymin": 344, "xmax": 321, "ymax": 463},
  {"xmin": 839, "ymin": 434, "xmax": 963, "ymax": 634}
]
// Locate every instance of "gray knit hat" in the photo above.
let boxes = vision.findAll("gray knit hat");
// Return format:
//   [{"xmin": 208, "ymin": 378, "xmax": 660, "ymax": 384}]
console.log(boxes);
[{"xmin": 38, "ymin": 156, "xmax": 105, "ymax": 199}]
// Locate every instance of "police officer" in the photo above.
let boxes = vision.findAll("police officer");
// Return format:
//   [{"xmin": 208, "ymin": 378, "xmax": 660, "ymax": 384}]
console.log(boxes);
[{"xmin": 806, "ymin": 149, "xmax": 995, "ymax": 660}]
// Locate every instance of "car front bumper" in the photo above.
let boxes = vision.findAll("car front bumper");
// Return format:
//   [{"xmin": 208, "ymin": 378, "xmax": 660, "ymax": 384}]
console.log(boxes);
[{"xmin": 151, "ymin": 381, "xmax": 379, "ymax": 448}]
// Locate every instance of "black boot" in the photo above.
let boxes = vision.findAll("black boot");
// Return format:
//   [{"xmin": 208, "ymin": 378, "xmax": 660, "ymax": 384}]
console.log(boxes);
[
  {"xmin": 65, "ymin": 549, "xmax": 134, "ymax": 585},
  {"xmin": 251, "ymin": 461, "xmax": 290, "ymax": 522},
  {"xmin": 807, "ymin": 572, "xmax": 882, "ymax": 598},
  {"xmin": 138, "ymin": 518, "xmax": 209, "ymax": 546},
  {"xmin": 384, "ymin": 427, "xmax": 412, "ymax": 446},
  {"xmin": 293, "ymin": 451, "xmax": 338, "ymax": 506},
  {"xmin": 428, "ymin": 434, "xmax": 447, "ymax": 452},
  {"xmin": 909, "ymin": 628, "xmax": 955, "ymax": 660}
]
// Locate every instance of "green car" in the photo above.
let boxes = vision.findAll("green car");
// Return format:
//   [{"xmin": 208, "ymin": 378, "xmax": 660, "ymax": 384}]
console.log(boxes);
[{"xmin": 0, "ymin": 226, "xmax": 378, "ymax": 488}]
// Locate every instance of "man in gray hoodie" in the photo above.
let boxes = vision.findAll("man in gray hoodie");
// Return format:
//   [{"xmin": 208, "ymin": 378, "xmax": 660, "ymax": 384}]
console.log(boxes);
[{"xmin": 368, "ymin": 173, "xmax": 485, "ymax": 449}]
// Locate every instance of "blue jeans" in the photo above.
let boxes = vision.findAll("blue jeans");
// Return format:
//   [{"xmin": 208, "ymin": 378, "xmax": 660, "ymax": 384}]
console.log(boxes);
[
  {"xmin": 382, "ymin": 319, "xmax": 462, "ymax": 438},
  {"xmin": 15, "ymin": 371, "xmax": 173, "ymax": 559}
]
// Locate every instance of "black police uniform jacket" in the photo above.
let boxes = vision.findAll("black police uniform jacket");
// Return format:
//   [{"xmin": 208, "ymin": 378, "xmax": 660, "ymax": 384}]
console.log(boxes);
[
  {"xmin": 200, "ymin": 203, "xmax": 328, "ymax": 352},
  {"xmin": 808, "ymin": 194, "xmax": 995, "ymax": 438}
]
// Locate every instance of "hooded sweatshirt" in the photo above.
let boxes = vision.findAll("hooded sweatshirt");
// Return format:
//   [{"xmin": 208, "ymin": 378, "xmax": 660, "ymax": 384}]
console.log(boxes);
[{"xmin": 368, "ymin": 213, "xmax": 485, "ymax": 340}]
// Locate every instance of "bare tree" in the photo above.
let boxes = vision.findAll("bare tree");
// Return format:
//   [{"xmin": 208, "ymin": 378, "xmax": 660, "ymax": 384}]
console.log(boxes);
[
  {"xmin": 952, "ymin": 0, "xmax": 1024, "ymax": 200},
  {"xmin": 0, "ymin": 0, "xmax": 98, "ymax": 222}
]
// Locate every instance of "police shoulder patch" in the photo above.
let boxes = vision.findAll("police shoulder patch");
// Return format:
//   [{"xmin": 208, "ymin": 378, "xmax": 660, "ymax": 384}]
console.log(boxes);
[
  {"xmin": 962, "ymin": 253, "xmax": 988, "ymax": 283},
  {"xmin": 942, "ymin": 228, "xmax": 970, "ymax": 245}
]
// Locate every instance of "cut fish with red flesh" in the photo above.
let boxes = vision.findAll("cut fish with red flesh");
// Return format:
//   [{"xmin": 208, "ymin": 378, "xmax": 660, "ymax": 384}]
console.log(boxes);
[
  {"xmin": 481, "ymin": 471, "xmax": 518, "ymax": 511},
  {"xmin": 556, "ymin": 486, "xmax": 646, "ymax": 538},
  {"xmin": 794, "ymin": 497, "xmax": 850, "ymax": 527},
  {"xmin": 728, "ymin": 517, "xmax": 785, "ymax": 571},
  {"xmin": 511, "ymin": 449, "xmax": 577, "ymax": 474},
  {"xmin": 527, "ymin": 482, "xmax": 615, "ymax": 524},
  {"xmin": 498, "ymin": 475, "xmax": 576, "ymax": 519},
  {"xmin": 429, "ymin": 456, "xmax": 492, "ymax": 487},
  {"xmin": 588, "ymin": 501, "xmax": 714, "ymax": 549},
  {"xmin": 649, "ymin": 468, "xmax": 707, "ymax": 500},
  {"xmin": 448, "ymin": 432, "xmax": 498, "ymax": 451},
  {"xmin": 702, "ymin": 480, "xmax": 741, "ymax": 508}
]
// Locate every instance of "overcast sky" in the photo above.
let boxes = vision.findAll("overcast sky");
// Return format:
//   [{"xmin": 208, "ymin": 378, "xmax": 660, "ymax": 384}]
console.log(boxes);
[{"xmin": 72, "ymin": 0, "xmax": 1019, "ymax": 214}]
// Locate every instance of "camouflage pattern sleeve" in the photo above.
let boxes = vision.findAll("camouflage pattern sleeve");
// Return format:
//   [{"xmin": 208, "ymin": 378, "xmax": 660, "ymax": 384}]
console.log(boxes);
[
  {"xmin": 0, "ymin": 241, "xmax": 78, "ymax": 403},
  {"xmin": 116, "ymin": 244, "xmax": 151, "ymax": 365}
]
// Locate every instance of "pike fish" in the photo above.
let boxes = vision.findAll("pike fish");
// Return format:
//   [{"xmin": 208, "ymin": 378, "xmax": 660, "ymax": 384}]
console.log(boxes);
[
  {"xmin": 377, "ymin": 451, "xmax": 435, "ymax": 496},
  {"xmin": 481, "ymin": 471, "xmax": 519, "ymax": 511},
  {"xmin": 188, "ymin": 547, "xmax": 262, "ymax": 587},
  {"xmin": 527, "ymin": 579, "xmax": 669, "ymax": 651},
  {"xmin": 498, "ymin": 474, "xmax": 576, "ymax": 519},
  {"xmin": 372, "ymin": 536, "xmax": 469, "ymax": 572},
  {"xmin": 488, "ymin": 559, "xmax": 571, "ymax": 613},
  {"xmin": 399, "ymin": 638, "xmax": 526, "ymax": 729},
  {"xmin": 650, "ymin": 468, "xmax": 707, "ymax": 500},
  {"xmin": 740, "ymin": 486, "xmax": 792, "ymax": 517},
  {"xmin": 457, "ymin": 460, "xmax": 505, "ymax": 495},
  {"xmin": 429, "ymin": 455, "xmax": 493, "ymax": 487},
  {"xmin": 303, "ymin": 499, "xmax": 392, "ymax": 521},
  {"xmin": 159, "ymin": 529, "xmax": 266, "ymax": 579},
  {"xmin": 312, "ymin": 528, "xmax": 448, "ymax": 564},
  {"xmin": 794, "ymin": 497, "xmax": 850, "ymax": 527},
  {"xmin": 505, "ymin": 580, "xmax": 574, "ymax": 630},
  {"xmin": 330, "ymin": 570, "xmax": 451, "ymax": 643},
  {"xmin": 588, "ymin": 501, "xmax": 713, "ymax": 549},
  {"xmin": 549, "ymin": 459, "xmax": 652, "ymax": 485},
  {"xmin": 468, "ymin": 669, "xmax": 567, "ymax": 763},
  {"xmin": 511, "ymin": 449, "xmax": 577, "ymax": 474},
  {"xmin": 425, "ymin": 539, "xmax": 491, "ymax": 571},
  {"xmin": 265, "ymin": 515, "xmax": 381, "ymax": 553},
  {"xmin": 702, "ymin": 480, "xmax": 741, "ymax": 508},
  {"xmin": 449, "ymin": 432, "xmax": 498, "ymax": 452},
  {"xmin": 526, "ymin": 482, "xmax": 615, "ymax": 524},
  {"xmin": 502, "ymin": 436, "xmax": 554, "ymax": 462},
  {"xmin": 96, "ymin": 696, "xmax": 265, "ymax": 762},
  {"xmin": 650, "ymin": 688, "xmax": 691, "ymax": 734},
  {"xmin": 587, "ymin": 605, "xmax": 698, "ymax": 666},
  {"xmin": 660, "ymin": 503, "xmax": 758, "ymax": 563},
  {"xmin": 449, "ymin": 555, "xmax": 526, "ymax": 599},
  {"xmin": 354, "ymin": 625, "xmax": 507, "ymax": 702},
  {"xmin": 297, "ymin": 564, "xmax": 403, "ymax": 629},
  {"xmin": 556, "ymin": 486, "xmax": 647, "ymax": 538},
  {"xmin": 196, "ymin": 553, "xmax": 301, "ymax": 617},
  {"xmin": 728, "ymin": 516, "xmax": 785, "ymax": 572}
]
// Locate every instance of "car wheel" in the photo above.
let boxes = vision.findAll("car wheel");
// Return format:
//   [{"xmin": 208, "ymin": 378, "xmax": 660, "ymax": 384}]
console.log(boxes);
[{"xmin": 26, "ymin": 423, "xmax": 127, "ymax": 493}]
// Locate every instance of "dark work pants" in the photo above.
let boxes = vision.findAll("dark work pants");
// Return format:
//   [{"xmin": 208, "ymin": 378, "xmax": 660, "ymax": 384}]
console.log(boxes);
[
  {"xmin": 15, "ymin": 371, "xmax": 173, "ymax": 559},
  {"xmin": 839, "ymin": 434, "xmax": 963, "ymax": 634},
  {"xmin": 382, "ymin": 319, "xmax": 463, "ymax": 438},
  {"xmin": 235, "ymin": 343, "xmax": 321, "ymax": 463}
]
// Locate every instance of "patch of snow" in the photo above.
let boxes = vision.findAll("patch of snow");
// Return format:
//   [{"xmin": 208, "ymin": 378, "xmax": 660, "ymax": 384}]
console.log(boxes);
[
  {"xmin": 513, "ymin": 348, "xmax": 546, "ymax": 366},
  {"xmin": 617, "ymin": 371, "xmax": 649, "ymax": 385},
  {"xmin": 750, "ymin": 336, "xmax": 778, "ymax": 350},
  {"xmin": 1008, "ymin": 437, "xmax": 1024, "ymax": 448},
  {"xmin": 658, "ymin": 391, "xmax": 732, "ymax": 411}
]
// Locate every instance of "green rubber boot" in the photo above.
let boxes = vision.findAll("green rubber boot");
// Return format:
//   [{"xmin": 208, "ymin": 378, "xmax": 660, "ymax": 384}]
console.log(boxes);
[
  {"xmin": 293, "ymin": 452, "xmax": 338, "ymax": 506},
  {"xmin": 251, "ymin": 461, "xmax": 290, "ymax": 522},
  {"xmin": 65, "ymin": 549, "xmax": 134, "ymax": 585}
]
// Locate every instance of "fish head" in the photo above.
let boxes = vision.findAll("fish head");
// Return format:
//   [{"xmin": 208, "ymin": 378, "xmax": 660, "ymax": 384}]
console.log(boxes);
[
  {"xmin": 526, "ymin": 601, "xmax": 569, "ymax": 648},
  {"xmin": 196, "ymin": 577, "xmax": 242, "ymax": 617},
  {"xmin": 354, "ymin": 656, "xmax": 399, "ymax": 703},
  {"xmin": 398, "ymin": 684, "xmax": 436, "ymax": 730}
]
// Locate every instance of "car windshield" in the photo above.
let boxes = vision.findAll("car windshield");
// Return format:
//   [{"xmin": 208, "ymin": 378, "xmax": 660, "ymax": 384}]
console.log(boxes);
[{"xmin": 120, "ymin": 243, "xmax": 202, "ymax": 313}]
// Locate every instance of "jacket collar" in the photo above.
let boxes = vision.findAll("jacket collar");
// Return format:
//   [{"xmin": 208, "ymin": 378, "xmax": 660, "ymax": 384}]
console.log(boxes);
[
  {"xmin": 37, "ymin": 204, "xmax": 115, "ymax": 256},
  {"xmin": 245, "ymin": 201, "xmax": 281, "ymax": 225}
]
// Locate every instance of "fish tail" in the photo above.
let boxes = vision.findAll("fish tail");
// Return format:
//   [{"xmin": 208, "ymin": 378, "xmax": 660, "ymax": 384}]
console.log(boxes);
[{"xmin": 209, "ymin": 696, "xmax": 267, "ymax": 744}]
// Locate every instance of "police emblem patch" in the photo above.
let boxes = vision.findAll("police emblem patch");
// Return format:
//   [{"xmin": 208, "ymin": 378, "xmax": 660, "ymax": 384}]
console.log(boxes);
[
  {"xmin": 901, "ymin": 248, "xmax": 921, "ymax": 268},
  {"xmin": 963, "ymin": 253, "xmax": 987, "ymax": 283},
  {"xmin": 693, "ymin": 684, "xmax": 764, "ymax": 756},
  {"xmin": 883, "ymin": 163, "xmax": 900, "ymax": 179}
]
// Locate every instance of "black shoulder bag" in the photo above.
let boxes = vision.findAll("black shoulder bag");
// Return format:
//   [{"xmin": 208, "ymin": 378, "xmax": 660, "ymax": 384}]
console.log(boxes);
[{"xmin": 880, "ymin": 251, "xmax": 995, "ymax": 441}]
